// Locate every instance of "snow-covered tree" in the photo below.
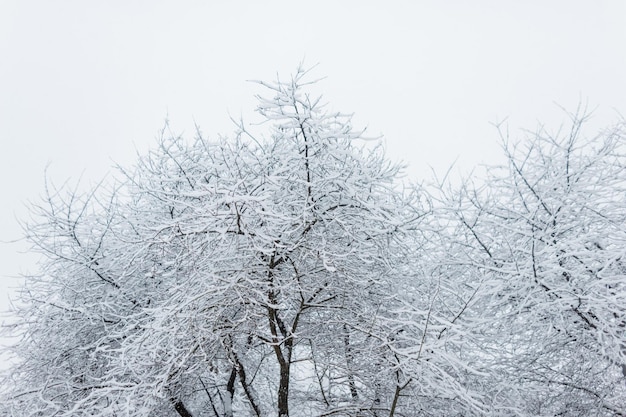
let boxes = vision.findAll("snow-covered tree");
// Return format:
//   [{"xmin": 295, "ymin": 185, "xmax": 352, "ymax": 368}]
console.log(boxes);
[
  {"xmin": 6, "ymin": 67, "xmax": 625, "ymax": 417},
  {"xmin": 435, "ymin": 112, "xmax": 626, "ymax": 416},
  {"xmin": 1, "ymin": 67, "xmax": 456, "ymax": 417}
]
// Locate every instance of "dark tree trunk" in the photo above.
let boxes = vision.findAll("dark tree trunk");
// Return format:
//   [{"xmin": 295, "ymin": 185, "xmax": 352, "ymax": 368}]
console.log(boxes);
[
  {"xmin": 172, "ymin": 399, "xmax": 194, "ymax": 417},
  {"xmin": 236, "ymin": 360, "xmax": 262, "ymax": 417},
  {"xmin": 278, "ymin": 363, "xmax": 290, "ymax": 417},
  {"xmin": 224, "ymin": 367, "xmax": 237, "ymax": 417},
  {"xmin": 343, "ymin": 325, "xmax": 359, "ymax": 400}
]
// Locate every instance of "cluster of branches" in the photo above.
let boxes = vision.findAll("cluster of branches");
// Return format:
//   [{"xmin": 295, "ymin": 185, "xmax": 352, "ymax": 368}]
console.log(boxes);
[{"xmin": 1, "ymin": 68, "xmax": 625, "ymax": 417}]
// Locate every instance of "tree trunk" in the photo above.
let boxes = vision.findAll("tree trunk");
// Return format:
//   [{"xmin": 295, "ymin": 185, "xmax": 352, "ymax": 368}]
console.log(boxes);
[
  {"xmin": 236, "ymin": 359, "xmax": 263, "ymax": 417},
  {"xmin": 278, "ymin": 362, "xmax": 290, "ymax": 417},
  {"xmin": 224, "ymin": 367, "xmax": 237, "ymax": 417},
  {"xmin": 388, "ymin": 385, "xmax": 401, "ymax": 417},
  {"xmin": 343, "ymin": 325, "xmax": 359, "ymax": 400},
  {"xmin": 172, "ymin": 399, "xmax": 194, "ymax": 417}
]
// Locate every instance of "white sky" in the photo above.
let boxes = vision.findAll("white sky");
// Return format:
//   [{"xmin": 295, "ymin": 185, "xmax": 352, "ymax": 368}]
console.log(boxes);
[{"xmin": 1, "ymin": 1, "xmax": 626, "ymax": 322}]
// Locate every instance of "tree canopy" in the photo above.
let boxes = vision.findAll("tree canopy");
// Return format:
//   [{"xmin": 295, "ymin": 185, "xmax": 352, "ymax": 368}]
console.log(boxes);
[{"xmin": 2, "ymin": 68, "xmax": 625, "ymax": 417}]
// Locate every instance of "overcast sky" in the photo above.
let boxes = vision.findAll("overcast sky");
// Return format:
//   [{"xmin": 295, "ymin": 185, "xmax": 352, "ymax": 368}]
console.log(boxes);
[{"xmin": 1, "ymin": 1, "xmax": 626, "ymax": 321}]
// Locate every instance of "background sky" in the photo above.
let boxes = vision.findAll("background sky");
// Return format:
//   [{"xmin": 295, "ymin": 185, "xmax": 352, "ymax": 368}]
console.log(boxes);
[{"xmin": 1, "ymin": 1, "xmax": 626, "ymax": 343}]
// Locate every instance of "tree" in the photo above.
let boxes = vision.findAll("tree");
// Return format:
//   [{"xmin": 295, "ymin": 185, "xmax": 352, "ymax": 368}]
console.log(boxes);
[
  {"xmin": 435, "ymin": 111, "xmax": 626, "ymax": 416},
  {"xmin": 1, "ymin": 67, "xmax": 448, "ymax": 417}
]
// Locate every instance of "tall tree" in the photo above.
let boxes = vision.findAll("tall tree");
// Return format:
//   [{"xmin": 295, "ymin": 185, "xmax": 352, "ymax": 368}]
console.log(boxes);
[
  {"xmin": 2, "ymin": 67, "xmax": 431, "ymax": 417},
  {"xmin": 437, "ymin": 112, "xmax": 626, "ymax": 416}
]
